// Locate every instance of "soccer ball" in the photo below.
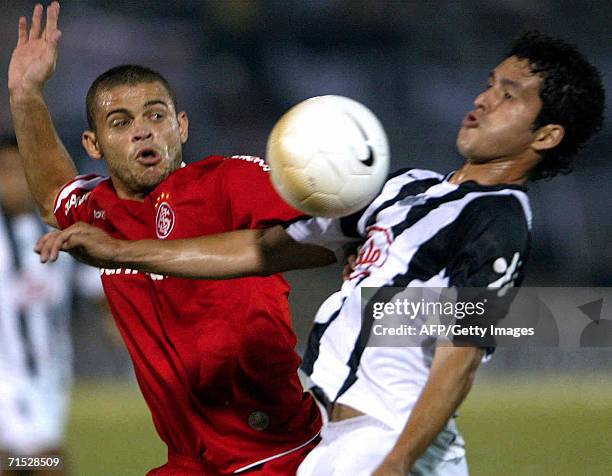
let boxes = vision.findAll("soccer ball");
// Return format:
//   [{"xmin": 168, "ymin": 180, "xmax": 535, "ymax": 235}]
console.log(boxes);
[{"xmin": 266, "ymin": 95, "xmax": 390, "ymax": 218}]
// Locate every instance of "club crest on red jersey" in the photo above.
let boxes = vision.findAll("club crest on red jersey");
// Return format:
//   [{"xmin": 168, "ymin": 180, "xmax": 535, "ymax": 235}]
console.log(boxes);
[{"xmin": 154, "ymin": 193, "xmax": 175, "ymax": 239}]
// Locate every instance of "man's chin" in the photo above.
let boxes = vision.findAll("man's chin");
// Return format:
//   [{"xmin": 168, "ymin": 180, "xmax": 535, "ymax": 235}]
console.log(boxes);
[{"xmin": 132, "ymin": 169, "xmax": 169, "ymax": 192}]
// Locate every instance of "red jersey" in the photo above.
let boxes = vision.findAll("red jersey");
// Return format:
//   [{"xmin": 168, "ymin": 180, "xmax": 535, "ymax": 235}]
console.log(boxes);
[{"xmin": 54, "ymin": 156, "xmax": 321, "ymax": 475}]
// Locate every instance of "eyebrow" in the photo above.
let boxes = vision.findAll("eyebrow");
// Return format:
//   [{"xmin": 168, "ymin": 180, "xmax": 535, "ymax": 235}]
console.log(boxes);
[
  {"xmin": 488, "ymin": 71, "xmax": 522, "ymax": 90},
  {"xmin": 105, "ymin": 100, "xmax": 170, "ymax": 119},
  {"xmin": 106, "ymin": 108, "xmax": 130, "ymax": 119},
  {"xmin": 143, "ymin": 99, "xmax": 170, "ymax": 108}
]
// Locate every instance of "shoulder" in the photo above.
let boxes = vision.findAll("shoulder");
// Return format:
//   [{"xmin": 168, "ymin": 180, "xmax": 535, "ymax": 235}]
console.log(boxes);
[
  {"xmin": 54, "ymin": 174, "xmax": 110, "ymax": 211},
  {"xmin": 215, "ymin": 155, "xmax": 273, "ymax": 192},
  {"xmin": 173, "ymin": 155, "xmax": 270, "ymax": 181},
  {"xmin": 387, "ymin": 167, "xmax": 444, "ymax": 183},
  {"xmin": 218, "ymin": 155, "xmax": 271, "ymax": 174},
  {"xmin": 458, "ymin": 186, "xmax": 531, "ymax": 231},
  {"xmin": 57, "ymin": 174, "xmax": 110, "ymax": 196}
]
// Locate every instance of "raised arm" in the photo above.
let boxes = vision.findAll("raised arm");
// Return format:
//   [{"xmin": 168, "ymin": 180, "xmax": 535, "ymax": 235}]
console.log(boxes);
[
  {"xmin": 36, "ymin": 222, "xmax": 336, "ymax": 278},
  {"xmin": 8, "ymin": 2, "xmax": 77, "ymax": 227}
]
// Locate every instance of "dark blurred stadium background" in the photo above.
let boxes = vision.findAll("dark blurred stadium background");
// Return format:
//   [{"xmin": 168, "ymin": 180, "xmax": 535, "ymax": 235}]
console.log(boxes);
[{"xmin": 0, "ymin": 1, "xmax": 610, "ymax": 474}]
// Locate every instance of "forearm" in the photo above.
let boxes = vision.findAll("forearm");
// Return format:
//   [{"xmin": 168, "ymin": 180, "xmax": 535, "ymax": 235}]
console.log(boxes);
[
  {"xmin": 113, "ymin": 230, "xmax": 267, "ymax": 279},
  {"xmin": 10, "ymin": 89, "xmax": 77, "ymax": 226},
  {"xmin": 384, "ymin": 345, "xmax": 483, "ymax": 472},
  {"xmin": 72, "ymin": 225, "xmax": 336, "ymax": 279}
]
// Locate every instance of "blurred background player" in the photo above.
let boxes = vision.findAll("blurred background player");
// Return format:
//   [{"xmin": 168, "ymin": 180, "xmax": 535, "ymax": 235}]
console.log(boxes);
[{"xmin": 0, "ymin": 136, "xmax": 103, "ymax": 476}]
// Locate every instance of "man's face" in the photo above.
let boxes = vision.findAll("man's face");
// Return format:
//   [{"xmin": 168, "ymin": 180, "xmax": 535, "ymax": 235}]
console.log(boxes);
[
  {"xmin": 0, "ymin": 146, "xmax": 33, "ymax": 217},
  {"xmin": 87, "ymin": 81, "xmax": 188, "ymax": 199},
  {"xmin": 456, "ymin": 56, "xmax": 544, "ymax": 163}
]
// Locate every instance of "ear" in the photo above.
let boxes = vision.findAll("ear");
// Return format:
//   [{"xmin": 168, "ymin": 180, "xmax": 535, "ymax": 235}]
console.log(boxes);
[
  {"xmin": 531, "ymin": 124, "xmax": 565, "ymax": 154},
  {"xmin": 82, "ymin": 130, "xmax": 103, "ymax": 160},
  {"xmin": 177, "ymin": 111, "xmax": 189, "ymax": 144}
]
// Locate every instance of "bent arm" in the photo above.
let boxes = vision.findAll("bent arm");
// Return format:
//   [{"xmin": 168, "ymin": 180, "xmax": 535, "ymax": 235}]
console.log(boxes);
[
  {"xmin": 373, "ymin": 344, "xmax": 484, "ymax": 475},
  {"xmin": 10, "ymin": 92, "xmax": 77, "ymax": 227},
  {"xmin": 37, "ymin": 223, "xmax": 337, "ymax": 278},
  {"xmin": 8, "ymin": 3, "xmax": 77, "ymax": 227}
]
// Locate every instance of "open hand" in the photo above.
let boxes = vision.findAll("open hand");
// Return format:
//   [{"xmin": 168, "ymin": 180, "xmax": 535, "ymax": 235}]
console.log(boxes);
[
  {"xmin": 8, "ymin": 2, "xmax": 62, "ymax": 94},
  {"xmin": 35, "ymin": 222, "xmax": 121, "ymax": 268}
]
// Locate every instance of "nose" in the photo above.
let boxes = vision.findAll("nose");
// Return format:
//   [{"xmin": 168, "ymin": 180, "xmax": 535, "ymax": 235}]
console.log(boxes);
[
  {"xmin": 131, "ymin": 121, "xmax": 153, "ymax": 142},
  {"xmin": 473, "ymin": 90, "xmax": 488, "ymax": 113}
]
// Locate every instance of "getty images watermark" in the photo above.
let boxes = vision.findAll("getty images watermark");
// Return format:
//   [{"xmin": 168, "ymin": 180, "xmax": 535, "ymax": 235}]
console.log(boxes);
[{"xmin": 361, "ymin": 287, "xmax": 612, "ymax": 347}]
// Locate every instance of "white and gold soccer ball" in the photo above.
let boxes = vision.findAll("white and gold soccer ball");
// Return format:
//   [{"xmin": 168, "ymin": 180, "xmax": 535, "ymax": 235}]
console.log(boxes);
[{"xmin": 266, "ymin": 95, "xmax": 390, "ymax": 218}]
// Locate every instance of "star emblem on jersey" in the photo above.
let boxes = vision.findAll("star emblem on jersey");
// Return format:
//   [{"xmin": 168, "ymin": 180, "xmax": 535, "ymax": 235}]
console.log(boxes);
[{"xmin": 154, "ymin": 193, "xmax": 175, "ymax": 239}]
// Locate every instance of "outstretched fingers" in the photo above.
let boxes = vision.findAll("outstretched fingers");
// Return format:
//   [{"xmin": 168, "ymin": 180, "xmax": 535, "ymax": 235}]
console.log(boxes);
[
  {"xmin": 35, "ymin": 229, "xmax": 72, "ymax": 263},
  {"xmin": 44, "ymin": 2, "xmax": 61, "ymax": 43},
  {"xmin": 17, "ymin": 16, "xmax": 27, "ymax": 46},
  {"xmin": 28, "ymin": 4, "xmax": 43, "ymax": 41}
]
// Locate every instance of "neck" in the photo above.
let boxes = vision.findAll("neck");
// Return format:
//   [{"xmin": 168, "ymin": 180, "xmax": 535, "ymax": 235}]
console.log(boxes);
[
  {"xmin": 449, "ymin": 156, "xmax": 539, "ymax": 186},
  {"xmin": 111, "ymin": 177, "xmax": 147, "ymax": 202}
]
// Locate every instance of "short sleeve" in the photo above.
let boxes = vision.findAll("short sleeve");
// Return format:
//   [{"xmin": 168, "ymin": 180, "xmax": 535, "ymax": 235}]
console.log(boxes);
[
  {"xmin": 217, "ymin": 157, "xmax": 305, "ymax": 230},
  {"xmin": 285, "ymin": 207, "xmax": 365, "ymax": 259},
  {"xmin": 447, "ymin": 195, "xmax": 530, "ymax": 290},
  {"xmin": 446, "ymin": 195, "xmax": 531, "ymax": 348},
  {"xmin": 53, "ymin": 174, "xmax": 108, "ymax": 229}
]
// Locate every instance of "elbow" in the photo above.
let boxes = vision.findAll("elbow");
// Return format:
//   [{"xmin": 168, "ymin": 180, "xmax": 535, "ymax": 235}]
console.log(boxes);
[
  {"xmin": 40, "ymin": 210, "xmax": 59, "ymax": 229},
  {"xmin": 39, "ymin": 206, "xmax": 60, "ymax": 229}
]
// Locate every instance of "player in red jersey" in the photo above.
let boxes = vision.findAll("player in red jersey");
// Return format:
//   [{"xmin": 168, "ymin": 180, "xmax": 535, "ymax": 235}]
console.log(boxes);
[{"xmin": 9, "ymin": 3, "xmax": 332, "ymax": 474}]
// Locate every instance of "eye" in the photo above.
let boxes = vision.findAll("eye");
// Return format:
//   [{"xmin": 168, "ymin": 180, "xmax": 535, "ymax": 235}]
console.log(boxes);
[
  {"xmin": 111, "ymin": 119, "xmax": 130, "ymax": 128},
  {"xmin": 485, "ymin": 82, "xmax": 493, "ymax": 90},
  {"xmin": 503, "ymin": 91, "xmax": 513, "ymax": 99},
  {"xmin": 150, "ymin": 112, "xmax": 165, "ymax": 121}
]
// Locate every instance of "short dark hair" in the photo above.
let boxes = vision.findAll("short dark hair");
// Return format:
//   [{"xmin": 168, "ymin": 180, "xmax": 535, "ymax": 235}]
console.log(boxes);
[
  {"xmin": 507, "ymin": 31, "xmax": 605, "ymax": 181},
  {"xmin": 85, "ymin": 65, "xmax": 178, "ymax": 130}
]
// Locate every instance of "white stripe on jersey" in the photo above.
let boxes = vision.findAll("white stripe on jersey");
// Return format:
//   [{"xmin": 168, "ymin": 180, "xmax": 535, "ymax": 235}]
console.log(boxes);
[
  {"xmin": 288, "ymin": 168, "xmax": 532, "ymax": 431},
  {"xmin": 53, "ymin": 175, "xmax": 108, "ymax": 213},
  {"xmin": 0, "ymin": 211, "xmax": 73, "ymax": 382},
  {"xmin": 356, "ymin": 168, "xmax": 446, "ymax": 237}
]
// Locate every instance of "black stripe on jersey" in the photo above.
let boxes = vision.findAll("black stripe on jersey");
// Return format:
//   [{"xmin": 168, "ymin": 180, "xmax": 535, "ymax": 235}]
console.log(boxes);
[
  {"xmin": 301, "ymin": 298, "xmax": 347, "ymax": 376},
  {"xmin": 333, "ymin": 185, "xmax": 471, "ymax": 399},
  {"xmin": 365, "ymin": 177, "xmax": 441, "ymax": 229},
  {"xmin": 4, "ymin": 217, "xmax": 38, "ymax": 377},
  {"xmin": 334, "ymin": 191, "xmax": 529, "ymax": 398},
  {"xmin": 389, "ymin": 185, "xmax": 476, "ymax": 239},
  {"xmin": 393, "ymin": 194, "xmax": 529, "ymax": 287},
  {"xmin": 340, "ymin": 207, "xmax": 367, "ymax": 238},
  {"xmin": 17, "ymin": 311, "xmax": 37, "ymax": 376},
  {"xmin": 4, "ymin": 215, "xmax": 22, "ymax": 269},
  {"xmin": 336, "ymin": 168, "xmax": 417, "ymax": 238},
  {"xmin": 334, "ymin": 286, "xmax": 399, "ymax": 401}
]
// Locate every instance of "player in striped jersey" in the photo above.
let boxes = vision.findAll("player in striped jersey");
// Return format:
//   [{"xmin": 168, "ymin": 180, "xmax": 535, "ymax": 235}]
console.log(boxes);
[
  {"xmin": 36, "ymin": 32, "xmax": 605, "ymax": 476},
  {"xmin": 0, "ymin": 138, "xmax": 103, "ymax": 476}
]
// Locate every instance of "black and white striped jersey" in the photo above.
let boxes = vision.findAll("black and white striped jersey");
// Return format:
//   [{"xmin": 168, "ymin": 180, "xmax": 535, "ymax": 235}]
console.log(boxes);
[
  {"xmin": 0, "ymin": 210, "xmax": 74, "ymax": 389},
  {"xmin": 286, "ymin": 168, "xmax": 531, "ymax": 431},
  {"xmin": 0, "ymin": 208, "xmax": 104, "ymax": 452}
]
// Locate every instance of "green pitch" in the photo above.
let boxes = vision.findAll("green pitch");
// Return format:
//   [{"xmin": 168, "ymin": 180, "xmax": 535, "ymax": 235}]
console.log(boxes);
[{"xmin": 67, "ymin": 376, "xmax": 612, "ymax": 475}]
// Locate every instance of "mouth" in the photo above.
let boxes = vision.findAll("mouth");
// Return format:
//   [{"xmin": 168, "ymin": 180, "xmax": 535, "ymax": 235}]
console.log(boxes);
[
  {"xmin": 461, "ymin": 112, "xmax": 479, "ymax": 128},
  {"xmin": 135, "ymin": 147, "xmax": 162, "ymax": 166}
]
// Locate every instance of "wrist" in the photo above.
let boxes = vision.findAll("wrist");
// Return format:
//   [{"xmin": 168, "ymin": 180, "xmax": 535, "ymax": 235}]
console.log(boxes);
[
  {"xmin": 114, "ymin": 239, "xmax": 134, "ymax": 265},
  {"xmin": 383, "ymin": 451, "xmax": 413, "ymax": 474},
  {"xmin": 9, "ymin": 85, "xmax": 45, "ymax": 103}
]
